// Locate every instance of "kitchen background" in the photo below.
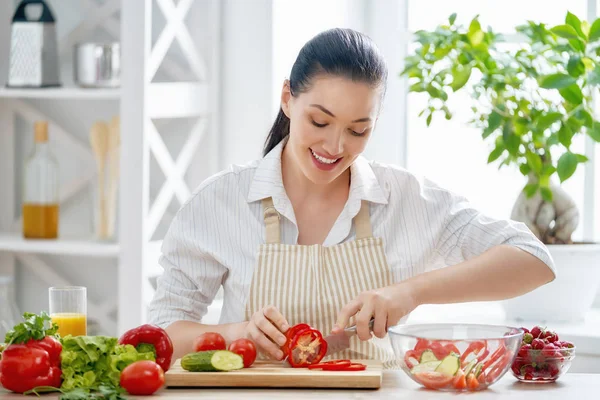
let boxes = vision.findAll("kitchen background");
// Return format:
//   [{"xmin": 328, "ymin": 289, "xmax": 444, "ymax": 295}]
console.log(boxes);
[{"xmin": 1, "ymin": 0, "xmax": 599, "ymax": 371}]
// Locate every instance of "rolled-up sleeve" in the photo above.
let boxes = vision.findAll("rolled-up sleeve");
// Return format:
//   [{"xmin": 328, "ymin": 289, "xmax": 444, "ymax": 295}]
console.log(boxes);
[
  {"xmin": 433, "ymin": 191, "xmax": 556, "ymax": 278},
  {"xmin": 147, "ymin": 191, "xmax": 227, "ymax": 329}
]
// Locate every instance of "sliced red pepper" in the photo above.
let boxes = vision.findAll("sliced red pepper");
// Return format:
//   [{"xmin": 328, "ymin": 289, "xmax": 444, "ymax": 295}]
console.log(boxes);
[
  {"xmin": 482, "ymin": 344, "xmax": 506, "ymax": 371},
  {"xmin": 118, "ymin": 324, "xmax": 174, "ymax": 372},
  {"xmin": 286, "ymin": 327, "xmax": 327, "ymax": 368},
  {"xmin": 308, "ymin": 360, "xmax": 366, "ymax": 371},
  {"xmin": 485, "ymin": 351, "xmax": 513, "ymax": 383},
  {"xmin": 404, "ymin": 349, "xmax": 423, "ymax": 369},
  {"xmin": 282, "ymin": 323, "xmax": 311, "ymax": 357},
  {"xmin": 345, "ymin": 363, "xmax": 367, "ymax": 371},
  {"xmin": 414, "ymin": 338, "xmax": 431, "ymax": 352},
  {"xmin": 443, "ymin": 343, "xmax": 461, "ymax": 356},
  {"xmin": 460, "ymin": 340, "xmax": 488, "ymax": 367}
]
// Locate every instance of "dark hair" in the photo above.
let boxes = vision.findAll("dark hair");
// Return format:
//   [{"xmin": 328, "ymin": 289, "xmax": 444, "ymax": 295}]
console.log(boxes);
[{"xmin": 263, "ymin": 28, "xmax": 388, "ymax": 156}]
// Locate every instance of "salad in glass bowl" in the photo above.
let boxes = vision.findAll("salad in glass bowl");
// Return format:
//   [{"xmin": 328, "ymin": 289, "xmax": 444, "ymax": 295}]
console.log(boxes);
[{"xmin": 389, "ymin": 323, "xmax": 523, "ymax": 391}]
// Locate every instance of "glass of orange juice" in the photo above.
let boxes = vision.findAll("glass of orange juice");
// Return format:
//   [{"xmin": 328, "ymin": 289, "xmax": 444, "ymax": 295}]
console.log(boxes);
[{"xmin": 49, "ymin": 286, "xmax": 87, "ymax": 337}]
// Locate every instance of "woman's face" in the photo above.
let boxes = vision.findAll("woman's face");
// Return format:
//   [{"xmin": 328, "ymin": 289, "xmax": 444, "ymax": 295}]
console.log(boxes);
[{"xmin": 281, "ymin": 75, "xmax": 381, "ymax": 186}]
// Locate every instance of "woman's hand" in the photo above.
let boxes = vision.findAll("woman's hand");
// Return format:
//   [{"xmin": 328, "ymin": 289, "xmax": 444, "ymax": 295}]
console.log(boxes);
[
  {"xmin": 244, "ymin": 305, "xmax": 289, "ymax": 360},
  {"xmin": 332, "ymin": 282, "xmax": 418, "ymax": 341}
]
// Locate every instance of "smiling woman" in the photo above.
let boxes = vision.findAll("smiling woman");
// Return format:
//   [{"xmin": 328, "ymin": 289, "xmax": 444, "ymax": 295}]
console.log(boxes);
[{"xmin": 148, "ymin": 28, "xmax": 556, "ymax": 369}]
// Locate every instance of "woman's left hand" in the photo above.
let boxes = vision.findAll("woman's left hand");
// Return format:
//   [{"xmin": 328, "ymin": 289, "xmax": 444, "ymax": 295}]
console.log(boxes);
[{"xmin": 332, "ymin": 282, "xmax": 418, "ymax": 341}]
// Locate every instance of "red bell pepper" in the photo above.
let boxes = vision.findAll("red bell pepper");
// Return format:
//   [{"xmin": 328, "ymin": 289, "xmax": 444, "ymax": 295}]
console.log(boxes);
[
  {"xmin": 282, "ymin": 323, "xmax": 327, "ymax": 368},
  {"xmin": 460, "ymin": 340, "xmax": 489, "ymax": 367},
  {"xmin": 307, "ymin": 359, "xmax": 367, "ymax": 371},
  {"xmin": 0, "ymin": 344, "xmax": 62, "ymax": 393},
  {"xmin": 118, "ymin": 324, "xmax": 174, "ymax": 372}
]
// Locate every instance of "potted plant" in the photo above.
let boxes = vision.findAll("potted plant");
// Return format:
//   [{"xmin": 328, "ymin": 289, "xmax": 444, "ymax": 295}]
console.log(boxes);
[{"xmin": 401, "ymin": 11, "xmax": 600, "ymax": 322}]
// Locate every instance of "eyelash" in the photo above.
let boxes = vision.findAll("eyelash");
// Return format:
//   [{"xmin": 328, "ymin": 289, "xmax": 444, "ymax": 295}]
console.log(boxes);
[{"xmin": 310, "ymin": 120, "xmax": 365, "ymax": 137}]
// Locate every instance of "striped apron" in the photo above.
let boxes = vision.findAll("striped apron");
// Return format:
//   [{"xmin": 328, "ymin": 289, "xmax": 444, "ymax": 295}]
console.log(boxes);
[{"xmin": 245, "ymin": 197, "xmax": 398, "ymax": 368}]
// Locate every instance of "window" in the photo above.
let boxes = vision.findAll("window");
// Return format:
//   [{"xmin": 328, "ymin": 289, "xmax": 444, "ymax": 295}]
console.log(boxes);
[{"xmin": 405, "ymin": 0, "xmax": 594, "ymax": 241}]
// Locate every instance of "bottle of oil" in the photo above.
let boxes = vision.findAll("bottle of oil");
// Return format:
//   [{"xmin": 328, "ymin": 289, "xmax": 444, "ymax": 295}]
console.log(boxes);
[{"xmin": 22, "ymin": 121, "xmax": 59, "ymax": 239}]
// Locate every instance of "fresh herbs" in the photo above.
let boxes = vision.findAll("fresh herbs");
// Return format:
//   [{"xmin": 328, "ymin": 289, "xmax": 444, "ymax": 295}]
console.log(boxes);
[
  {"xmin": 23, "ymin": 384, "xmax": 128, "ymax": 399},
  {"xmin": 4, "ymin": 312, "xmax": 58, "ymax": 345}
]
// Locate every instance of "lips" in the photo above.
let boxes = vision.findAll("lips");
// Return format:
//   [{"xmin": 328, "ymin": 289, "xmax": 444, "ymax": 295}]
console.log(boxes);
[{"xmin": 309, "ymin": 148, "xmax": 342, "ymax": 171}]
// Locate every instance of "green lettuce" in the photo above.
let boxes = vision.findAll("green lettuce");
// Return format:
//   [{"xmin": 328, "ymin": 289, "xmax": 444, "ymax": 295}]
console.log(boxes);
[{"xmin": 60, "ymin": 335, "xmax": 155, "ymax": 391}]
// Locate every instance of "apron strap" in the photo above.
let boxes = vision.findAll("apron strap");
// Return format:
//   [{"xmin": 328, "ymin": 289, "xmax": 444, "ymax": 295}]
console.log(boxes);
[
  {"xmin": 261, "ymin": 197, "xmax": 281, "ymax": 244},
  {"xmin": 354, "ymin": 200, "xmax": 373, "ymax": 239}
]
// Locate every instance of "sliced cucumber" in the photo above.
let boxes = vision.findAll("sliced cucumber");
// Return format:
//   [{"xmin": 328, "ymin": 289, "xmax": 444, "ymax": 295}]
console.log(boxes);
[
  {"xmin": 435, "ymin": 354, "xmax": 460, "ymax": 376},
  {"xmin": 473, "ymin": 362, "xmax": 484, "ymax": 378},
  {"xmin": 463, "ymin": 359, "xmax": 477, "ymax": 376},
  {"xmin": 181, "ymin": 350, "xmax": 244, "ymax": 372},
  {"xmin": 419, "ymin": 350, "xmax": 438, "ymax": 363},
  {"xmin": 410, "ymin": 360, "xmax": 441, "ymax": 375}
]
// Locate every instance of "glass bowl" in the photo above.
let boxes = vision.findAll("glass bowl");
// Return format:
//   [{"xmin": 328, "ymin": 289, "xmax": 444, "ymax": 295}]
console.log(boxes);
[
  {"xmin": 511, "ymin": 346, "xmax": 575, "ymax": 382},
  {"xmin": 389, "ymin": 323, "xmax": 523, "ymax": 391}
]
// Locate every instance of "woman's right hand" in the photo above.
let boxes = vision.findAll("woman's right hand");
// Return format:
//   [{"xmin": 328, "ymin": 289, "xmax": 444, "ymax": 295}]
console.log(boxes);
[{"xmin": 245, "ymin": 305, "xmax": 289, "ymax": 360}]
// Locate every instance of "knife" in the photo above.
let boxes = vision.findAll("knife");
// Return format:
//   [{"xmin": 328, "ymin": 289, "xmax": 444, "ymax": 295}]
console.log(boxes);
[{"xmin": 323, "ymin": 318, "xmax": 375, "ymax": 356}]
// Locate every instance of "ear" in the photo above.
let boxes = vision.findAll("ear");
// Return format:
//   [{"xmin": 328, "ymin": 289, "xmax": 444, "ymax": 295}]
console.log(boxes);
[{"xmin": 280, "ymin": 79, "xmax": 292, "ymax": 118}]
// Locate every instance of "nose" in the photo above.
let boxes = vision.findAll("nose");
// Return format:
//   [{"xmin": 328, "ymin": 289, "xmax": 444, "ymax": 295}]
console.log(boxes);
[{"xmin": 322, "ymin": 129, "xmax": 344, "ymax": 157}]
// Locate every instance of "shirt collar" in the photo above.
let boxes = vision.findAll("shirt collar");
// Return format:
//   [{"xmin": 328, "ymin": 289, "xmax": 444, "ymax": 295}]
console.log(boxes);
[{"xmin": 247, "ymin": 139, "xmax": 389, "ymax": 233}]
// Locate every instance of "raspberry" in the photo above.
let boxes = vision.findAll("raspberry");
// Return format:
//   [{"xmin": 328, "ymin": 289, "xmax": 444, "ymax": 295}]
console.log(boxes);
[{"xmin": 522, "ymin": 333, "xmax": 533, "ymax": 344}]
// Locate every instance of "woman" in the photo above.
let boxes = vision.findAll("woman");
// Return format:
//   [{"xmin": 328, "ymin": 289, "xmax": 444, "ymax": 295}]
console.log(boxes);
[{"xmin": 148, "ymin": 28, "xmax": 555, "ymax": 367}]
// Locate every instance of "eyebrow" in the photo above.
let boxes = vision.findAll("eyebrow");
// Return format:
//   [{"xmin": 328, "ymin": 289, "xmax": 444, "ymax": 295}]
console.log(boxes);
[{"xmin": 309, "ymin": 104, "xmax": 371, "ymax": 123}]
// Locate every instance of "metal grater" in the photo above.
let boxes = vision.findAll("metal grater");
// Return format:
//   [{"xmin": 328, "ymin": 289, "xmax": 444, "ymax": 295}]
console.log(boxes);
[{"xmin": 7, "ymin": 0, "xmax": 60, "ymax": 88}]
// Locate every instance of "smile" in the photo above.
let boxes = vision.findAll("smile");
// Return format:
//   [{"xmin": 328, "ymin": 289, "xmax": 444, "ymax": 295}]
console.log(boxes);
[{"xmin": 311, "ymin": 149, "xmax": 340, "ymax": 164}]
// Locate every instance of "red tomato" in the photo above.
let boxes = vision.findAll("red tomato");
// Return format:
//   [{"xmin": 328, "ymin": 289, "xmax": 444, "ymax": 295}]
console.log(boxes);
[
  {"xmin": 228, "ymin": 338, "xmax": 257, "ymax": 368},
  {"xmin": 120, "ymin": 360, "xmax": 165, "ymax": 395},
  {"xmin": 193, "ymin": 332, "xmax": 226, "ymax": 352},
  {"xmin": 413, "ymin": 371, "xmax": 454, "ymax": 389}
]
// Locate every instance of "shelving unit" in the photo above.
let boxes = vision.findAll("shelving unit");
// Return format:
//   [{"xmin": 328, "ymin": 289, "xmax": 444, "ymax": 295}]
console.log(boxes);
[{"xmin": 0, "ymin": 0, "xmax": 222, "ymax": 336}]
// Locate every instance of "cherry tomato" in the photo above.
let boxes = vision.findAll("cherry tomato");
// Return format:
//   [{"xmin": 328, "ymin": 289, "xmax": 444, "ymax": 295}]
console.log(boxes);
[
  {"xmin": 413, "ymin": 371, "xmax": 454, "ymax": 389},
  {"xmin": 120, "ymin": 360, "xmax": 165, "ymax": 396},
  {"xmin": 193, "ymin": 332, "xmax": 226, "ymax": 352},
  {"xmin": 228, "ymin": 338, "xmax": 257, "ymax": 368}
]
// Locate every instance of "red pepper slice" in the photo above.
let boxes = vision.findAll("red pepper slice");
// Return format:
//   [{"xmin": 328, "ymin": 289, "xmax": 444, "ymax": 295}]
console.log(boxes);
[
  {"xmin": 118, "ymin": 324, "xmax": 174, "ymax": 372},
  {"xmin": 482, "ymin": 344, "xmax": 506, "ymax": 371},
  {"xmin": 414, "ymin": 338, "xmax": 431, "ymax": 352},
  {"xmin": 404, "ymin": 349, "xmax": 423, "ymax": 369},
  {"xmin": 285, "ymin": 326, "xmax": 327, "ymax": 368},
  {"xmin": 308, "ymin": 360, "xmax": 366, "ymax": 371},
  {"xmin": 485, "ymin": 351, "xmax": 513, "ymax": 383},
  {"xmin": 345, "ymin": 363, "xmax": 367, "ymax": 371},
  {"xmin": 282, "ymin": 323, "xmax": 311, "ymax": 357},
  {"xmin": 460, "ymin": 340, "xmax": 488, "ymax": 367},
  {"xmin": 443, "ymin": 343, "xmax": 461, "ymax": 356}
]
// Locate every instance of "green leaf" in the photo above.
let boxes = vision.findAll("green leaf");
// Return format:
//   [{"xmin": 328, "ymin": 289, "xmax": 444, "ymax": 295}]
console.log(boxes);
[
  {"xmin": 536, "ymin": 112, "xmax": 563, "ymax": 131},
  {"xmin": 588, "ymin": 122, "xmax": 600, "ymax": 142},
  {"xmin": 582, "ymin": 20, "xmax": 591, "ymax": 37},
  {"xmin": 426, "ymin": 113, "xmax": 433, "ymax": 126},
  {"xmin": 569, "ymin": 38, "xmax": 585, "ymax": 52},
  {"xmin": 483, "ymin": 111, "xmax": 502, "ymax": 138},
  {"xmin": 587, "ymin": 65, "xmax": 600, "ymax": 85},
  {"xmin": 449, "ymin": 13, "xmax": 457, "ymax": 25},
  {"xmin": 558, "ymin": 123, "xmax": 574, "ymax": 147},
  {"xmin": 524, "ymin": 183, "xmax": 540, "ymax": 198},
  {"xmin": 539, "ymin": 73, "xmax": 577, "ymax": 89},
  {"xmin": 557, "ymin": 151, "xmax": 578, "ymax": 182},
  {"xmin": 559, "ymin": 84, "xmax": 584, "ymax": 104},
  {"xmin": 4, "ymin": 312, "xmax": 58, "ymax": 345},
  {"xmin": 551, "ymin": 24, "xmax": 580, "ymax": 40},
  {"xmin": 589, "ymin": 17, "xmax": 600, "ymax": 42},
  {"xmin": 526, "ymin": 152, "xmax": 543, "ymax": 173},
  {"xmin": 487, "ymin": 146, "xmax": 504, "ymax": 163},
  {"xmin": 540, "ymin": 187, "xmax": 553, "ymax": 202},
  {"xmin": 519, "ymin": 163, "xmax": 531, "ymax": 176},
  {"xmin": 575, "ymin": 109, "xmax": 593, "ymax": 128},
  {"xmin": 566, "ymin": 11, "xmax": 585, "ymax": 38},
  {"xmin": 409, "ymin": 82, "xmax": 426, "ymax": 92},
  {"xmin": 576, "ymin": 153, "xmax": 589, "ymax": 163},
  {"xmin": 451, "ymin": 64, "xmax": 472, "ymax": 91},
  {"xmin": 567, "ymin": 56, "xmax": 586, "ymax": 77},
  {"xmin": 503, "ymin": 125, "xmax": 521, "ymax": 156},
  {"xmin": 468, "ymin": 19, "xmax": 484, "ymax": 46}
]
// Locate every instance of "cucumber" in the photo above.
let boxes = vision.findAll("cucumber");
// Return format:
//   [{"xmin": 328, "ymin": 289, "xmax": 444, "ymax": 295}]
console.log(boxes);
[
  {"xmin": 419, "ymin": 350, "xmax": 437, "ymax": 363},
  {"xmin": 181, "ymin": 350, "xmax": 244, "ymax": 372},
  {"xmin": 463, "ymin": 359, "xmax": 477, "ymax": 376},
  {"xmin": 435, "ymin": 354, "xmax": 460, "ymax": 376},
  {"xmin": 473, "ymin": 362, "xmax": 484, "ymax": 377},
  {"xmin": 410, "ymin": 360, "xmax": 441, "ymax": 375}
]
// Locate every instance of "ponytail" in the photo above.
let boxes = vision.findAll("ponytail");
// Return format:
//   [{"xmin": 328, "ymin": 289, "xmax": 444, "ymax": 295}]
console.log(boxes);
[{"xmin": 263, "ymin": 108, "xmax": 290, "ymax": 156}]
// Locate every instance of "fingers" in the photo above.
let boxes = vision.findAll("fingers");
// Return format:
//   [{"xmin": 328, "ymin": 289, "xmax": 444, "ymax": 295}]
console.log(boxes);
[
  {"xmin": 246, "ymin": 321, "xmax": 284, "ymax": 360},
  {"xmin": 333, "ymin": 299, "xmax": 362, "ymax": 333},
  {"xmin": 263, "ymin": 305, "xmax": 289, "ymax": 333},
  {"xmin": 373, "ymin": 305, "xmax": 388, "ymax": 339},
  {"xmin": 254, "ymin": 309, "xmax": 287, "ymax": 347},
  {"xmin": 355, "ymin": 304, "xmax": 374, "ymax": 341}
]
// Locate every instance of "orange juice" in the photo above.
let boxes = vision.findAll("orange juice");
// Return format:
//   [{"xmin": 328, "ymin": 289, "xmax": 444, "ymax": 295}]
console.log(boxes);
[{"xmin": 51, "ymin": 313, "xmax": 87, "ymax": 337}]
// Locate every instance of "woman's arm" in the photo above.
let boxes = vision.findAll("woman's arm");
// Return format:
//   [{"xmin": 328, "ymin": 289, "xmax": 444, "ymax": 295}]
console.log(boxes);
[{"xmin": 408, "ymin": 244, "xmax": 555, "ymax": 305}]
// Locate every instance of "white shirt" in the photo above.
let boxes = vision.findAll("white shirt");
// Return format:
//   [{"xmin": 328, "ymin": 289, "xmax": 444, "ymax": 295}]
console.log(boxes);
[{"xmin": 148, "ymin": 140, "xmax": 555, "ymax": 328}]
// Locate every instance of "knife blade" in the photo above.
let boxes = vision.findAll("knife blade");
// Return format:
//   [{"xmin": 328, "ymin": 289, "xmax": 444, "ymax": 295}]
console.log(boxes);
[{"xmin": 323, "ymin": 318, "xmax": 375, "ymax": 356}]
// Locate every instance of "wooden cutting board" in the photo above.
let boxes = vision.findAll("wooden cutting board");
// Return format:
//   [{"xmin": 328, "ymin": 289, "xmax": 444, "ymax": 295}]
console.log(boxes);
[{"xmin": 165, "ymin": 359, "xmax": 383, "ymax": 389}]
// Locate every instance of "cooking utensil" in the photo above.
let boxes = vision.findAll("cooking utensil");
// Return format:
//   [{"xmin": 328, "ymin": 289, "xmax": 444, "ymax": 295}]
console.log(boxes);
[
  {"xmin": 324, "ymin": 318, "xmax": 375, "ymax": 356},
  {"xmin": 74, "ymin": 43, "xmax": 120, "ymax": 88},
  {"xmin": 165, "ymin": 359, "xmax": 382, "ymax": 389},
  {"xmin": 8, "ymin": 0, "xmax": 60, "ymax": 88}
]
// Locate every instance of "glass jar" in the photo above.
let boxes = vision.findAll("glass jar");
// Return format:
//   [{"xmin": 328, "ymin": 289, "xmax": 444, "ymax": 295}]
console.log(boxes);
[
  {"xmin": 0, "ymin": 276, "xmax": 21, "ymax": 341},
  {"xmin": 22, "ymin": 121, "xmax": 60, "ymax": 239}
]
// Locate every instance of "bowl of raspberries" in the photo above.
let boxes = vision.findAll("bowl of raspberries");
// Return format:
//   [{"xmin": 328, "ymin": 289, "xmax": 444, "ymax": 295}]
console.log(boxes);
[{"xmin": 511, "ymin": 325, "xmax": 575, "ymax": 383}]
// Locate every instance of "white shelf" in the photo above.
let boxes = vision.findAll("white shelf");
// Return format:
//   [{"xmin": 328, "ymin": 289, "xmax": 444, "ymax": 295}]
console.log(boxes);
[
  {"xmin": 0, "ymin": 86, "xmax": 121, "ymax": 100},
  {"xmin": 0, "ymin": 233, "xmax": 119, "ymax": 257}
]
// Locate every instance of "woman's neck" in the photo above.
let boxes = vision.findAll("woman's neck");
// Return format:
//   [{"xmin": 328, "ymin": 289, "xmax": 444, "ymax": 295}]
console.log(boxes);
[{"xmin": 281, "ymin": 144, "xmax": 350, "ymax": 204}]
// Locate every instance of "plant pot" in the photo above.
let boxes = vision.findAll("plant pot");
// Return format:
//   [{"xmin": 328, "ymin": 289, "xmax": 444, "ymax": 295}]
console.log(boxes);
[{"xmin": 501, "ymin": 243, "xmax": 600, "ymax": 323}]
